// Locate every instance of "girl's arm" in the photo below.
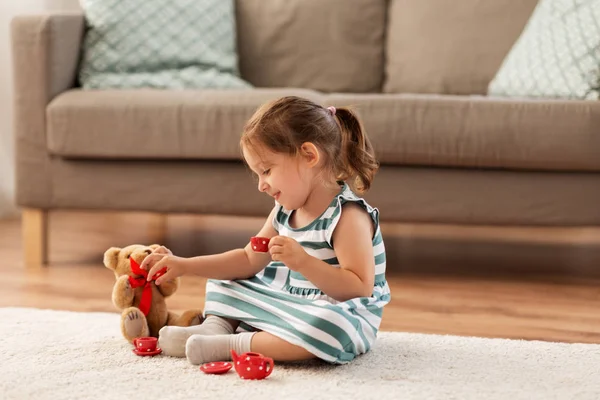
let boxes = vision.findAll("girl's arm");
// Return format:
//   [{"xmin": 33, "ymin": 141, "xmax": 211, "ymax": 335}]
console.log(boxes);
[
  {"xmin": 286, "ymin": 203, "xmax": 376, "ymax": 302},
  {"xmin": 146, "ymin": 207, "xmax": 279, "ymax": 282},
  {"xmin": 183, "ymin": 206, "xmax": 279, "ymax": 280}
]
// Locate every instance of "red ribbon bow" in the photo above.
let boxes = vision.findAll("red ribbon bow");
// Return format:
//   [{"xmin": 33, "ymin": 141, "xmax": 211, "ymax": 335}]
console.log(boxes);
[{"xmin": 128, "ymin": 258, "xmax": 167, "ymax": 316}]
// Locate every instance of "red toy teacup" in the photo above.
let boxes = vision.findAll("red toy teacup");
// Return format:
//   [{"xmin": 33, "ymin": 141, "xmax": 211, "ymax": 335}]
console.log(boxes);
[
  {"xmin": 133, "ymin": 337, "xmax": 158, "ymax": 352},
  {"xmin": 231, "ymin": 350, "xmax": 274, "ymax": 380},
  {"xmin": 250, "ymin": 237, "xmax": 270, "ymax": 253}
]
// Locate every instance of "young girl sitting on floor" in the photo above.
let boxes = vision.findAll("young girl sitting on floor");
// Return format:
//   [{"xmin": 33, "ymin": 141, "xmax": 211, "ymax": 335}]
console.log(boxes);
[{"xmin": 140, "ymin": 96, "xmax": 391, "ymax": 365}]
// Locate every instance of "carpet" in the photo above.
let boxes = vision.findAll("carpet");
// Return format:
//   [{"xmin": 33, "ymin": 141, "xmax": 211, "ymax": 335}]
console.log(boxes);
[{"xmin": 1, "ymin": 308, "xmax": 599, "ymax": 400}]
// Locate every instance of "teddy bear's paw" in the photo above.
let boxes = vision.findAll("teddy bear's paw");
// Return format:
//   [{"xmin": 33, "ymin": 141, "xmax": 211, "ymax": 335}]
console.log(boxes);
[
  {"xmin": 124, "ymin": 278, "xmax": 132, "ymax": 295},
  {"xmin": 190, "ymin": 314, "xmax": 202, "ymax": 326},
  {"xmin": 121, "ymin": 307, "xmax": 149, "ymax": 343},
  {"xmin": 176, "ymin": 309, "xmax": 205, "ymax": 327}
]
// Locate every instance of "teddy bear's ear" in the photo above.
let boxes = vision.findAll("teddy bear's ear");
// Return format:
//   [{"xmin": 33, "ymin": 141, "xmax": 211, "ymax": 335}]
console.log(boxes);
[{"xmin": 103, "ymin": 247, "xmax": 121, "ymax": 270}]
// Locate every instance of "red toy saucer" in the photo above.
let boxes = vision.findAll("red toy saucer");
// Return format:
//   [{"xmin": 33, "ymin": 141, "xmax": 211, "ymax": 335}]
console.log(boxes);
[
  {"xmin": 200, "ymin": 362, "xmax": 233, "ymax": 375},
  {"xmin": 133, "ymin": 347, "xmax": 162, "ymax": 357}
]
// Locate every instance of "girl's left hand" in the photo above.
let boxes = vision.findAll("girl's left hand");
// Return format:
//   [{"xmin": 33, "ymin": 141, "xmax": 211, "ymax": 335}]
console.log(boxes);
[{"xmin": 268, "ymin": 236, "xmax": 308, "ymax": 271}]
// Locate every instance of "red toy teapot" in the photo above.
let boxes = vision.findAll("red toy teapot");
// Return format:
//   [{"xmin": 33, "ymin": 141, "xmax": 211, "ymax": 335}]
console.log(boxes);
[{"xmin": 231, "ymin": 350, "xmax": 274, "ymax": 380}]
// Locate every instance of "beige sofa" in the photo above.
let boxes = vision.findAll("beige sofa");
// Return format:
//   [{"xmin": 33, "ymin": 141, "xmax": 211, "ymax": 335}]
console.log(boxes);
[{"xmin": 11, "ymin": 0, "xmax": 600, "ymax": 268}]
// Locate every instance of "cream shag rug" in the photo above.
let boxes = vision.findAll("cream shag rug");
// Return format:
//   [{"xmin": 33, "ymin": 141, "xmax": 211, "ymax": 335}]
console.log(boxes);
[{"xmin": 1, "ymin": 307, "xmax": 599, "ymax": 400}]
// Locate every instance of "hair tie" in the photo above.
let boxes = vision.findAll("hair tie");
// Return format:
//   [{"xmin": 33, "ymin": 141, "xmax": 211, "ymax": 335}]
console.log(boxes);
[{"xmin": 327, "ymin": 106, "xmax": 336, "ymax": 116}]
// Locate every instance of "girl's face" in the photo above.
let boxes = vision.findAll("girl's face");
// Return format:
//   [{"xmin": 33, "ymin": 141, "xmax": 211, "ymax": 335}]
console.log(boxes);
[{"xmin": 242, "ymin": 144, "xmax": 314, "ymax": 210}]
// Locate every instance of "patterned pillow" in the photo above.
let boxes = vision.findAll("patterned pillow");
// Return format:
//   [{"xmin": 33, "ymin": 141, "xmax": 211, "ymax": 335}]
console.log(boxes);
[
  {"xmin": 78, "ymin": 0, "xmax": 251, "ymax": 89},
  {"xmin": 488, "ymin": 0, "xmax": 600, "ymax": 100}
]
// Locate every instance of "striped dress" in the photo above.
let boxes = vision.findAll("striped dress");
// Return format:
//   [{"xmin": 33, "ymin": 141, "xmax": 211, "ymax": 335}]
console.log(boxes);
[{"xmin": 203, "ymin": 183, "xmax": 391, "ymax": 364}]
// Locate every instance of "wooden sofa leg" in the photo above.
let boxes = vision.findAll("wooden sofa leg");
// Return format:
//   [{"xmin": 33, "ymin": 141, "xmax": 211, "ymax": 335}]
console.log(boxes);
[{"xmin": 22, "ymin": 208, "xmax": 49, "ymax": 268}]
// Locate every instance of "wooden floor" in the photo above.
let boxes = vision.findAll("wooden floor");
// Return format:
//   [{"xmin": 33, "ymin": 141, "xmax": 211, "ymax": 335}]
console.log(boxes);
[{"xmin": 2, "ymin": 211, "xmax": 600, "ymax": 344}]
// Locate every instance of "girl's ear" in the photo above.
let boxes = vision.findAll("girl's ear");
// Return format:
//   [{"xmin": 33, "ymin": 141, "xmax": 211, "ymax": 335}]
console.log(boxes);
[{"xmin": 299, "ymin": 142, "xmax": 320, "ymax": 167}]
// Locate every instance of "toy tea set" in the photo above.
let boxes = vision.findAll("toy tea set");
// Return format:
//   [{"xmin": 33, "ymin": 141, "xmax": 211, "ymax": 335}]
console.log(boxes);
[
  {"xmin": 132, "ymin": 336, "xmax": 274, "ymax": 380},
  {"xmin": 132, "ymin": 237, "xmax": 274, "ymax": 380},
  {"xmin": 201, "ymin": 351, "xmax": 274, "ymax": 380}
]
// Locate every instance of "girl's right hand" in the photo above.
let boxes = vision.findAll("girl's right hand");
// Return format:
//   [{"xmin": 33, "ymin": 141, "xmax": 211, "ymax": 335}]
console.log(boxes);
[
  {"xmin": 139, "ymin": 245, "xmax": 171, "ymax": 271},
  {"xmin": 141, "ymin": 246, "xmax": 187, "ymax": 285}
]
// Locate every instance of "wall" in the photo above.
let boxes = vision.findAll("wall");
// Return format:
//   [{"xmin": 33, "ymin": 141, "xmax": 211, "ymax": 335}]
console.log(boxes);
[{"xmin": 0, "ymin": 0, "xmax": 81, "ymax": 219}]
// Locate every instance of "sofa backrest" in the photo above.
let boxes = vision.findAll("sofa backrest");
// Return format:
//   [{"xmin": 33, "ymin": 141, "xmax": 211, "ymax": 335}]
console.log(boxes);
[
  {"xmin": 236, "ymin": 0, "xmax": 539, "ymax": 95},
  {"xmin": 383, "ymin": 0, "xmax": 539, "ymax": 95},
  {"xmin": 235, "ymin": 0, "xmax": 387, "ymax": 93}
]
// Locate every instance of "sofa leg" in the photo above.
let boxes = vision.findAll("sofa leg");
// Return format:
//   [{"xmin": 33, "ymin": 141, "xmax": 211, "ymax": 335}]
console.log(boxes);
[
  {"xmin": 22, "ymin": 208, "xmax": 49, "ymax": 268},
  {"xmin": 149, "ymin": 213, "xmax": 168, "ymax": 246}
]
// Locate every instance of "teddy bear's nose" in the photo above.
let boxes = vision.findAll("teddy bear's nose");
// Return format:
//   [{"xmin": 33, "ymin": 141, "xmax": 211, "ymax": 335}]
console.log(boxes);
[{"xmin": 144, "ymin": 249, "xmax": 152, "ymax": 255}]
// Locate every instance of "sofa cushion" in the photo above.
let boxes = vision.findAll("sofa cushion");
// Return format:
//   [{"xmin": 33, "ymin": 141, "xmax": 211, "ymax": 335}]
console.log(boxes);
[
  {"xmin": 45, "ymin": 159, "xmax": 600, "ymax": 226},
  {"xmin": 488, "ymin": 0, "xmax": 600, "ymax": 100},
  {"xmin": 46, "ymin": 88, "xmax": 323, "ymax": 160},
  {"xmin": 47, "ymin": 91, "xmax": 600, "ymax": 172},
  {"xmin": 325, "ymin": 94, "xmax": 600, "ymax": 171},
  {"xmin": 235, "ymin": 0, "xmax": 386, "ymax": 93},
  {"xmin": 384, "ymin": 0, "xmax": 539, "ymax": 95},
  {"xmin": 78, "ymin": 0, "xmax": 250, "ymax": 89}
]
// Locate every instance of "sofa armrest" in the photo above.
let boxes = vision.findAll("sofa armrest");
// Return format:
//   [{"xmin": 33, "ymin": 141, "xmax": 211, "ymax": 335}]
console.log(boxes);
[
  {"xmin": 12, "ymin": 13, "xmax": 84, "ymax": 99},
  {"xmin": 10, "ymin": 13, "xmax": 84, "ymax": 208}
]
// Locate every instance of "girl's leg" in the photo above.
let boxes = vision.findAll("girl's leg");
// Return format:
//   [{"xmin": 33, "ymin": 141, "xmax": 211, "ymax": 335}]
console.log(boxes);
[
  {"xmin": 214, "ymin": 316, "xmax": 240, "ymax": 331},
  {"xmin": 251, "ymin": 331, "xmax": 315, "ymax": 361},
  {"xmin": 158, "ymin": 315, "xmax": 239, "ymax": 357},
  {"xmin": 185, "ymin": 331, "xmax": 315, "ymax": 364}
]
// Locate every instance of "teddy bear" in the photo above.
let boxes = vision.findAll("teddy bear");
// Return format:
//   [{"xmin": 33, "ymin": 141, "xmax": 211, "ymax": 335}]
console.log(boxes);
[{"xmin": 103, "ymin": 244, "xmax": 204, "ymax": 344}]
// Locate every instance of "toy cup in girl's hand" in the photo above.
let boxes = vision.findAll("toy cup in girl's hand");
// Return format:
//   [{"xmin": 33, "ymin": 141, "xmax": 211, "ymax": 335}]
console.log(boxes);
[{"xmin": 250, "ymin": 237, "xmax": 270, "ymax": 252}]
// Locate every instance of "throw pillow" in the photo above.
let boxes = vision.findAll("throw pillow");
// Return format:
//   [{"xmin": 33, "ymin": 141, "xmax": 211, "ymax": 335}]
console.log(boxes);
[
  {"xmin": 78, "ymin": 0, "xmax": 251, "ymax": 89},
  {"xmin": 488, "ymin": 0, "xmax": 600, "ymax": 100}
]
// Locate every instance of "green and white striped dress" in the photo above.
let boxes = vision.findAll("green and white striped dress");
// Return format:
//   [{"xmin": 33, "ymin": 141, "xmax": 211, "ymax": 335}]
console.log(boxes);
[{"xmin": 203, "ymin": 183, "xmax": 391, "ymax": 364}]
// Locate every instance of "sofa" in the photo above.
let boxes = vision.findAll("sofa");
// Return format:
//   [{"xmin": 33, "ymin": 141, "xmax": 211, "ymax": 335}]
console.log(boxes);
[{"xmin": 11, "ymin": 0, "xmax": 600, "ymax": 268}]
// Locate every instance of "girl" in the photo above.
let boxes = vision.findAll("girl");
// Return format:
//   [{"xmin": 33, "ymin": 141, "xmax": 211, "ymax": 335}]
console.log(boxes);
[{"xmin": 140, "ymin": 96, "xmax": 391, "ymax": 365}]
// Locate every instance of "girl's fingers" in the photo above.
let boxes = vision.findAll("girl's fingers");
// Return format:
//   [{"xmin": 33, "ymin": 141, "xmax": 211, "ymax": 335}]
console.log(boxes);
[
  {"xmin": 141, "ymin": 247, "xmax": 173, "ymax": 270},
  {"xmin": 146, "ymin": 257, "xmax": 167, "ymax": 280},
  {"xmin": 140, "ymin": 253, "xmax": 160, "ymax": 270},
  {"xmin": 140, "ymin": 253, "xmax": 168, "ymax": 270},
  {"xmin": 154, "ymin": 269, "xmax": 172, "ymax": 286},
  {"xmin": 269, "ymin": 245, "xmax": 286, "ymax": 263},
  {"xmin": 269, "ymin": 244, "xmax": 283, "ymax": 254},
  {"xmin": 268, "ymin": 236, "xmax": 283, "ymax": 249},
  {"xmin": 154, "ymin": 246, "xmax": 172, "ymax": 255}
]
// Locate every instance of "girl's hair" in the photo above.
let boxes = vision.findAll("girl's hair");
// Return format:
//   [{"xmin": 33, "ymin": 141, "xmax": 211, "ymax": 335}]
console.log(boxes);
[{"xmin": 240, "ymin": 96, "xmax": 379, "ymax": 194}]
